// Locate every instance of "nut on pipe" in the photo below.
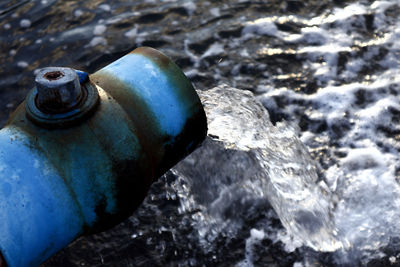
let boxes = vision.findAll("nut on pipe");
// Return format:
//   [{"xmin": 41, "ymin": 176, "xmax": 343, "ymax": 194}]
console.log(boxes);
[{"xmin": 35, "ymin": 67, "xmax": 82, "ymax": 113}]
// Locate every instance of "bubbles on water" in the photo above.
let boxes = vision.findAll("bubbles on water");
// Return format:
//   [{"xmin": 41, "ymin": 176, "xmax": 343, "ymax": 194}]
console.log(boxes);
[
  {"xmin": 17, "ymin": 61, "xmax": 28, "ymax": 68},
  {"xmin": 236, "ymin": 228, "xmax": 266, "ymax": 267},
  {"xmin": 124, "ymin": 26, "xmax": 138, "ymax": 39},
  {"xmin": 74, "ymin": 9, "xmax": 83, "ymax": 18},
  {"xmin": 88, "ymin": 37, "xmax": 107, "ymax": 47},
  {"xmin": 19, "ymin": 19, "xmax": 31, "ymax": 28},
  {"xmin": 93, "ymin": 25, "xmax": 106, "ymax": 36},
  {"xmin": 98, "ymin": 4, "xmax": 111, "ymax": 12}
]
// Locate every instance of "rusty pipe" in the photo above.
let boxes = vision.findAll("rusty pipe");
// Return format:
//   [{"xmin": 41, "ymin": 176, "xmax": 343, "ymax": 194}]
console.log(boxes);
[{"xmin": 0, "ymin": 47, "xmax": 207, "ymax": 267}]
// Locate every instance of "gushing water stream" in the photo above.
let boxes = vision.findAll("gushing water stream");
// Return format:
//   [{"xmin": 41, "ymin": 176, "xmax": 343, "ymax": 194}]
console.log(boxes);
[
  {"xmin": 173, "ymin": 85, "xmax": 342, "ymax": 257},
  {"xmin": 170, "ymin": 85, "xmax": 400, "ymax": 265}
]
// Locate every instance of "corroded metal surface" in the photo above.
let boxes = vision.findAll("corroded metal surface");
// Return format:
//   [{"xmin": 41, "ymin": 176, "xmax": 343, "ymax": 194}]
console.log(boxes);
[
  {"xmin": 35, "ymin": 67, "xmax": 82, "ymax": 113},
  {"xmin": 91, "ymin": 47, "xmax": 207, "ymax": 177},
  {"xmin": 0, "ymin": 47, "xmax": 207, "ymax": 267},
  {"xmin": 25, "ymin": 73, "xmax": 100, "ymax": 129}
]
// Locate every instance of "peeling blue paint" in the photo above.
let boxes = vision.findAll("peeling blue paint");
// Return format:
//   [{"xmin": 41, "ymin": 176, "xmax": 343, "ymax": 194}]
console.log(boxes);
[{"xmin": 0, "ymin": 128, "xmax": 84, "ymax": 267}]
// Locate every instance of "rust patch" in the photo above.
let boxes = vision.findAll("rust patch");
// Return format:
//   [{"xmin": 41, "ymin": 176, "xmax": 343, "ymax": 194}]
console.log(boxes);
[
  {"xmin": 43, "ymin": 71, "xmax": 64, "ymax": 81},
  {"xmin": 158, "ymin": 105, "xmax": 207, "ymax": 177},
  {"xmin": 90, "ymin": 50, "xmax": 208, "ymax": 178},
  {"xmin": 89, "ymin": 158, "xmax": 153, "ymax": 233},
  {"xmin": 27, "ymin": 82, "xmax": 100, "ymax": 125},
  {"xmin": 84, "ymin": 93, "xmax": 155, "ymax": 232},
  {"xmin": 0, "ymin": 251, "xmax": 7, "ymax": 267},
  {"xmin": 130, "ymin": 46, "xmax": 170, "ymax": 70},
  {"xmin": 90, "ymin": 71, "xmax": 164, "ymax": 177},
  {"xmin": 132, "ymin": 46, "xmax": 205, "ymax": 131}
]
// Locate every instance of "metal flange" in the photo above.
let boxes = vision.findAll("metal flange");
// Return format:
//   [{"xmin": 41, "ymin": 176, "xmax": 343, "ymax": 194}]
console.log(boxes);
[{"xmin": 25, "ymin": 68, "xmax": 99, "ymax": 128}]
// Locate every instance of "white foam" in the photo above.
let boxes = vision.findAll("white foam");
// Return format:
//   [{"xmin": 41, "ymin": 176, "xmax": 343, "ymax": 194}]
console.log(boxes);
[
  {"xmin": 242, "ymin": 18, "xmax": 278, "ymax": 37},
  {"xmin": 210, "ymin": 7, "xmax": 220, "ymax": 17},
  {"xmin": 17, "ymin": 61, "xmax": 28, "ymax": 68},
  {"xmin": 236, "ymin": 229, "xmax": 266, "ymax": 267},
  {"xmin": 93, "ymin": 24, "xmax": 106, "ymax": 35},
  {"xmin": 74, "ymin": 9, "xmax": 83, "ymax": 18},
  {"xmin": 19, "ymin": 19, "xmax": 31, "ymax": 28},
  {"xmin": 250, "ymin": 229, "xmax": 265, "ymax": 240},
  {"xmin": 99, "ymin": 4, "xmax": 111, "ymax": 12},
  {"xmin": 184, "ymin": 69, "xmax": 198, "ymax": 79},
  {"xmin": 105, "ymin": 11, "xmax": 137, "ymax": 25},
  {"xmin": 124, "ymin": 26, "xmax": 138, "ymax": 39},
  {"xmin": 183, "ymin": 1, "xmax": 196, "ymax": 16},
  {"xmin": 249, "ymin": 0, "xmax": 400, "ymax": 261},
  {"xmin": 88, "ymin": 36, "xmax": 107, "ymax": 47},
  {"xmin": 202, "ymin": 43, "xmax": 224, "ymax": 58},
  {"xmin": 60, "ymin": 25, "xmax": 93, "ymax": 39}
]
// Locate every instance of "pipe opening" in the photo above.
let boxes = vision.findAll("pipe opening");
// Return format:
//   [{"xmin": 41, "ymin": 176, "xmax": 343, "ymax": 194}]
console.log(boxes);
[{"xmin": 44, "ymin": 71, "xmax": 64, "ymax": 81}]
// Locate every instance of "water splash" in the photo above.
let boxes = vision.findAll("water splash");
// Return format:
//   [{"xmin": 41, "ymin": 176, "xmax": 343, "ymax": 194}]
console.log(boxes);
[{"xmin": 172, "ymin": 85, "xmax": 344, "ymax": 254}]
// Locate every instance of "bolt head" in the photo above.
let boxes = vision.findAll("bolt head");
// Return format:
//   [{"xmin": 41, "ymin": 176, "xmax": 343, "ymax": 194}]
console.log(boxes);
[{"xmin": 35, "ymin": 67, "xmax": 82, "ymax": 113}]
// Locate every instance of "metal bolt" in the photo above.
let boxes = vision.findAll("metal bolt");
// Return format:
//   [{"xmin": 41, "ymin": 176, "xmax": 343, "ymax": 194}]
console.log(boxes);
[{"xmin": 35, "ymin": 67, "xmax": 82, "ymax": 113}]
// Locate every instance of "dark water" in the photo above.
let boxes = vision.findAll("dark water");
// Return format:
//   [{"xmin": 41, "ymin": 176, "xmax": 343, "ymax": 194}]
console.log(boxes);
[
  {"xmin": 0, "ymin": 0, "xmax": 357, "ymax": 126},
  {"xmin": 1, "ymin": 0, "xmax": 400, "ymax": 266}
]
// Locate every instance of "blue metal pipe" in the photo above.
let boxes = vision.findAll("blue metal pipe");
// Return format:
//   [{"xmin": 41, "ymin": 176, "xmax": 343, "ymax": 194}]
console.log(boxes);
[{"xmin": 0, "ymin": 47, "xmax": 207, "ymax": 267}]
